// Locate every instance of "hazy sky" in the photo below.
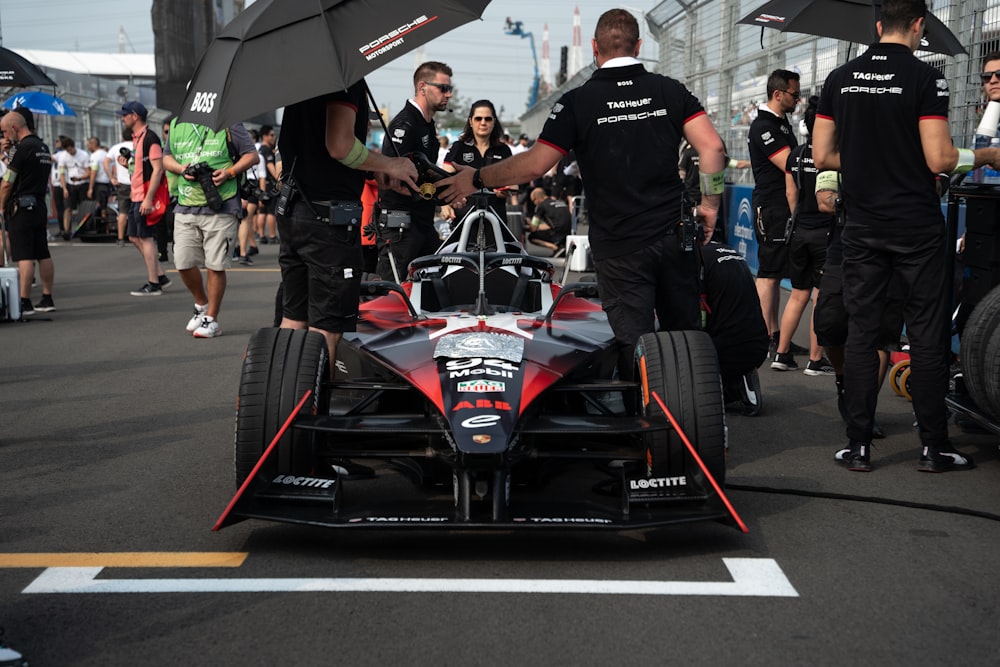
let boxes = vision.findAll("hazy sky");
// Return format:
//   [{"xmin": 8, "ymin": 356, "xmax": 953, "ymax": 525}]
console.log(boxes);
[{"xmin": 0, "ymin": 0, "xmax": 661, "ymax": 121}]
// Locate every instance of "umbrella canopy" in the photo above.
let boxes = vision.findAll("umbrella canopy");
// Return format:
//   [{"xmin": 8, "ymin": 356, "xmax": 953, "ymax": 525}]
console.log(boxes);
[
  {"xmin": 738, "ymin": 0, "xmax": 966, "ymax": 57},
  {"xmin": 1, "ymin": 90, "xmax": 77, "ymax": 116},
  {"xmin": 0, "ymin": 46, "xmax": 58, "ymax": 87},
  {"xmin": 177, "ymin": 0, "xmax": 491, "ymax": 130}
]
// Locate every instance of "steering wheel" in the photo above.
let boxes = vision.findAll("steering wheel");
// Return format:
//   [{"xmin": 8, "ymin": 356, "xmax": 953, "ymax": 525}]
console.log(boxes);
[{"xmin": 407, "ymin": 152, "xmax": 452, "ymax": 206}]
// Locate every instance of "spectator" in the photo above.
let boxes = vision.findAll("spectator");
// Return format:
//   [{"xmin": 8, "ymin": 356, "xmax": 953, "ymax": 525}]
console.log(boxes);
[
  {"xmin": 56, "ymin": 137, "xmax": 90, "ymax": 239},
  {"xmin": 85, "ymin": 136, "xmax": 111, "ymax": 222},
  {"xmin": 162, "ymin": 119, "xmax": 258, "ymax": 338},
  {"xmin": 116, "ymin": 101, "xmax": 171, "ymax": 296},
  {"xmin": 106, "ymin": 128, "xmax": 133, "ymax": 247}
]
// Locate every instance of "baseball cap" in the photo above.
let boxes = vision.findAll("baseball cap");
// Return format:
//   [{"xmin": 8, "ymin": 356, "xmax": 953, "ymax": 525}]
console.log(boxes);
[
  {"xmin": 518, "ymin": 133, "xmax": 529, "ymax": 141},
  {"xmin": 117, "ymin": 101, "xmax": 147, "ymax": 120}
]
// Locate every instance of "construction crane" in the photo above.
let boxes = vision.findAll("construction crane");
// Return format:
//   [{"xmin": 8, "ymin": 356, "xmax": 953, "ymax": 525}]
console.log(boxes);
[{"xmin": 504, "ymin": 17, "xmax": 539, "ymax": 109}]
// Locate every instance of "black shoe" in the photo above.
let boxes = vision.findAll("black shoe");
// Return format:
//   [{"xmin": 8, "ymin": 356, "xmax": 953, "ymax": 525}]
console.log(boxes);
[
  {"xmin": 259, "ymin": 236, "xmax": 269, "ymax": 245},
  {"xmin": 247, "ymin": 245, "xmax": 259, "ymax": 256},
  {"xmin": 727, "ymin": 369, "xmax": 762, "ymax": 416},
  {"xmin": 918, "ymin": 445, "xmax": 975, "ymax": 473},
  {"xmin": 804, "ymin": 357, "xmax": 835, "ymax": 376},
  {"xmin": 835, "ymin": 440, "xmax": 872, "ymax": 472},
  {"xmin": 771, "ymin": 352, "xmax": 798, "ymax": 371},
  {"xmin": 158, "ymin": 275, "xmax": 172, "ymax": 290},
  {"xmin": 35, "ymin": 294, "xmax": 55, "ymax": 312},
  {"xmin": 871, "ymin": 421, "xmax": 885, "ymax": 439},
  {"xmin": 268, "ymin": 236, "xmax": 278, "ymax": 244},
  {"xmin": 19, "ymin": 297, "xmax": 34, "ymax": 316},
  {"xmin": 61, "ymin": 230, "xmax": 71, "ymax": 241},
  {"xmin": 158, "ymin": 252, "xmax": 169, "ymax": 262}
]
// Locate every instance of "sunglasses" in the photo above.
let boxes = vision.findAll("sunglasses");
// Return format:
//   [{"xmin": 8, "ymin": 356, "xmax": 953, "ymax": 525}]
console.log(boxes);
[
  {"xmin": 472, "ymin": 116, "xmax": 494, "ymax": 122},
  {"xmin": 980, "ymin": 70, "xmax": 1000, "ymax": 83},
  {"xmin": 423, "ymin": 82, "xmax": 453, "ymax": 94},
  {"xmin": 781, "ymin": 89, "xmax": 801, "ymax": 99}
]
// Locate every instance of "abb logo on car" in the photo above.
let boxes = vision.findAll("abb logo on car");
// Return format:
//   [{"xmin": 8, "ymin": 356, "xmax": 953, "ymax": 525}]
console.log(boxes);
[{"xmin": 189, "ymin": 92, "xmax": 218, "ymax": 114}]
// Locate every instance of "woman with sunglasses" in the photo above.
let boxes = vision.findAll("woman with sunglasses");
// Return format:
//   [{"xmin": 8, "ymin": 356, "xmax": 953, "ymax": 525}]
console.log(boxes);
[{"xmin": 442, "ymin": 99, "xmax": 512, "ymax": 225}]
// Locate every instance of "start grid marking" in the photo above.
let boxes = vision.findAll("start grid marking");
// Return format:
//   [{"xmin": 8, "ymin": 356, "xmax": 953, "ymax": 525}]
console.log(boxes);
[{"xmin": 2, "ymin": 554, "xmax": 799, "ymax": 597}]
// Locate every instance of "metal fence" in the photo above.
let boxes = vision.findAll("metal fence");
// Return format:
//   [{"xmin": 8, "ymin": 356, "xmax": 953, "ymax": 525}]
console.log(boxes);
[{"xmin": 645, "ymin": 0, "xmax": 1000, "ymax": 186}]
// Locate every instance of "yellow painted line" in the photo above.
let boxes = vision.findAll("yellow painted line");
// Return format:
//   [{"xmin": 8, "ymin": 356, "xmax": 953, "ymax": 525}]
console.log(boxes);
[{"xmin": 0, "ymin": 552, "xmax": 248, "ymax": 568}]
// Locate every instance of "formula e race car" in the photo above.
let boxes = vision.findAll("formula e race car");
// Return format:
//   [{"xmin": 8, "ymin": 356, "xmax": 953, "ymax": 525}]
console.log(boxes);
[{"xmin": 217, "ymin": 197, "xmax": 743, "ymax": 531}]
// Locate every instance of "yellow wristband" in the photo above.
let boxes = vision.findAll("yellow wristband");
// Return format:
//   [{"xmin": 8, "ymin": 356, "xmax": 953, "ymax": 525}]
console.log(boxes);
[
  {"xmin": 699, "ymin": 170, "xmax": 725, "ymax": 195},
  {"xmin": 338, "ymin": 138, "xmax": 369, "ymax": 170}
]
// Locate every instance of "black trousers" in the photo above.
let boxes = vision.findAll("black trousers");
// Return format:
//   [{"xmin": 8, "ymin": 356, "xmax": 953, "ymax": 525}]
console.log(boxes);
[{"xmin": 841, "ymin": 223, "xmax": 950, "ymax": 447}]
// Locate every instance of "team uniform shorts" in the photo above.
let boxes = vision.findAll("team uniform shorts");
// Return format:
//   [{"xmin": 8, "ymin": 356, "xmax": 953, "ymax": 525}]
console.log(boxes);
[
  {"xmin": 787, "ymin": 225, "xmax": 828, "ymax": 290},
  {"xmin": 173, "ymin": 211, "xmax": 238, "ymax": 271},
  {"xmin": 278, "ymin": 203, "xmax": 363, "ymax": 333},
  {"xmin": 754, "ymin": 205, "xmax": 790, "ymax": 279},
  {"xmin": 7, "ymin": 206, "xmax": 50, "ymax": 262}
]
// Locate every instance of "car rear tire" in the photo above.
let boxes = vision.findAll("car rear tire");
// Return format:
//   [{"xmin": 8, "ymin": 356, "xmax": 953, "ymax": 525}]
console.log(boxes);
[
  {"xmin": 960, "ymin": 285, "xmax": 1000, "ymax": 419},
  {"xmin": 234, "ymin": 327, "xmax": 329, "ymax": 487},
  {"xmin": 635, "ymin": 330, "xmax": 726, "ymax": 486}
]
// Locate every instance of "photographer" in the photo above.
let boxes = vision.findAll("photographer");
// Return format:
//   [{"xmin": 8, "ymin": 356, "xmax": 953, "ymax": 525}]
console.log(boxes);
[{"xmin": 162, "ymin": 119, "xmax": 258, "ymax": 338}]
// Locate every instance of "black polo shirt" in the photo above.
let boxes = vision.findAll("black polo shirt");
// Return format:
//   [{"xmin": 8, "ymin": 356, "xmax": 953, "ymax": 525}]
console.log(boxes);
[
  {"xmin": 380, "ymin": 100, "xmax": 438, "ymax": 227},
  {"xmin": 444, "ymin": 140, "xmax": 512, "ymax": 220},
  {"xmin": 7, "ymin": 134, "xmax": 52, "ymax": 198},
  {"xmin": 538, "ymin": 62, "xmax": 704, "ymax": 260},
  {"xmin": 748, "ymin": 107, "xmax": 796, "ymax": 210},
  {"xmin": 786, "ymin": 143, "xmax": 833, "ymax": 229},
  {"xmin": 818, "ymin": 42, "xmax": 949, "ymax": 227},
  {"xmin": 534, "ymin": 197, "xmax": 572, "ymax": 234},
  {"xmin": 279, "ymin": 82, "xmax": 367, "ymax": 203}
]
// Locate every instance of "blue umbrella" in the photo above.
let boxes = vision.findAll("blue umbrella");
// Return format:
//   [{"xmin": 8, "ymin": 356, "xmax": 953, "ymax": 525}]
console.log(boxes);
[{"xmin": 1, "ymin": 90, "xmax": 77, "ymax": 116}]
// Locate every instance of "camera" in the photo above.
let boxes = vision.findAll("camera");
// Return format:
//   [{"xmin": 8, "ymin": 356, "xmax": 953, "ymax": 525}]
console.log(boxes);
[
  {"xmin": 183, "ymin": 161, "xmax": 224, "ymax": 211},
  {"xmin": 119, "ymin": 147, "xmax": 132, "ymax": 159}
]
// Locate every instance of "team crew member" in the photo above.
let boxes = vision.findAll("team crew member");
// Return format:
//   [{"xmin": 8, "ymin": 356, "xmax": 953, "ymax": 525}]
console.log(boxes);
[
  {"xmin": 771, "ymin": 96, "xmax": 833, "ymax": 375},
  {"xmin": 0, "ymin": 110, "xmax": 55, "ymax": 315},
  {"xmin": 377, "ymin": 61, "xmax": 454, "ymax": 282},
  {"xmin": 700, "ymin": 241, "xmax": 769, "ymax": 415},
  {"xmin": 442, "ymin": 99, "xmax": 512, "ymax": 224},
  {"xmin": 678, "ymin": 140, "xmax": 749, "ymax": 243},
  {"xmin": 748, "ymin": 69, "xmax": 799, "ymax": 352},
  {"xmin": 438, "ymin": 9, "xmax": 726, "ymax": 374},
  {"xmin": 277, "ymin": 81, "xmax": 418, "ymax": 370},
  {"xmin": 526, "ymin": 187, "xmax": 571, "ymax": 255},
  {"xmin": 813, "ymin": 0, "xmax": 1000, "ymax": 472}
]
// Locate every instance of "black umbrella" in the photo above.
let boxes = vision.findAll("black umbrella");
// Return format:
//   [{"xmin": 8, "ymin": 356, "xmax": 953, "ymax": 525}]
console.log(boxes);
[
  {"xmin": 177, "ymin": 0, "xmax": 491, "ymax": 129},
  {"xmin": 0, "ymin": 46, "xmax": 57, "ymax": 87},
  {"xmin": 738, "ymin": 0, "xmax": 966, "ymax": 57}
]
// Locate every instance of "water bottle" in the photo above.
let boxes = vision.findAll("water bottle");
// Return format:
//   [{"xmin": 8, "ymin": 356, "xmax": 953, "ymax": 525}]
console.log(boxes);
[
  {"xmin": 970, "ymin": 101, "xmax": 1000, "ymax": 183},
  {"xmin": 983, "ymin": 137, "xmax": 1000, "ymax": 185}
]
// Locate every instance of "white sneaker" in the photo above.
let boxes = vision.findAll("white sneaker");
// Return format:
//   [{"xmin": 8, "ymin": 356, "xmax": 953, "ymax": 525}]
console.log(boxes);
[
  {"xmin": 185, "ymin": 303, "xmax": 209, "ymax": 332},
  {"xmin": 193, "ymin": 315, "xmax": 221, "ymax": 338}
]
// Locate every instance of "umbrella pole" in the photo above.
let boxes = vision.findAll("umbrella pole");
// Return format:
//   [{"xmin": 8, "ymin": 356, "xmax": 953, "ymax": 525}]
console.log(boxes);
[{"xmin": 365, "ymin": 82, "xmax": 400, "ymax": 158}]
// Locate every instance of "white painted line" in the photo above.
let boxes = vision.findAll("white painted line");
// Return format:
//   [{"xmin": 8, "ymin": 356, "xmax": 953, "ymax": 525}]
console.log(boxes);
[{"xmin": 22, "ymin": 558, "xmax": 798, "ymax": 597}]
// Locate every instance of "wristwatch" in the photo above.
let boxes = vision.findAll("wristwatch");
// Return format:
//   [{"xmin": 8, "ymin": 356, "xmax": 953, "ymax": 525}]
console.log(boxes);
[{"xmin": 472, "ymin": 168, "xmax": 484, "ymax": 190}]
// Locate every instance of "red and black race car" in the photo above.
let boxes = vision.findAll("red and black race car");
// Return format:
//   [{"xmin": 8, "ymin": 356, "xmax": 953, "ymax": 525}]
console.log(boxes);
[{"xmin": 218, "ymin": 201, "xmax": 743, "ymax": 531}]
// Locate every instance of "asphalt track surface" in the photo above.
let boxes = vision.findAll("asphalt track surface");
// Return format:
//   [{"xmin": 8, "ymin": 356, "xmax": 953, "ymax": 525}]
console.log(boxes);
[{"xmin": 2, "ymin": 239, "xmax": 998, "ymax": 666}]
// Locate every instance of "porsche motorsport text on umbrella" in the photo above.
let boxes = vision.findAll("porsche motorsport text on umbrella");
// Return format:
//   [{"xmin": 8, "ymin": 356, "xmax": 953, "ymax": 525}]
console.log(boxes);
[
  {"xmin": 177, "ymin": 0, "xmax": 491, "ymax": 130},
  {"xmin": 738, "ymin": 0, "xmax": 966, "ymax": 57}
]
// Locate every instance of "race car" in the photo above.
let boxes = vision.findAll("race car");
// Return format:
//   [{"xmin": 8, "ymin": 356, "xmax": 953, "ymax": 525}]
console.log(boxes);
[{"xmin": 218, "ymin": 197, "xmax": 742, "ymax": 531}]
